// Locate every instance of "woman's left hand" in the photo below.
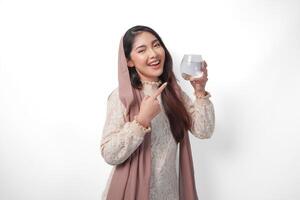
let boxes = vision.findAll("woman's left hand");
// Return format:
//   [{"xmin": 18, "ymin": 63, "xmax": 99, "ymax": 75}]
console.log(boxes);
[{"xmin": 189, "ymin": 60, "xmax": 208, "ymax": 96}]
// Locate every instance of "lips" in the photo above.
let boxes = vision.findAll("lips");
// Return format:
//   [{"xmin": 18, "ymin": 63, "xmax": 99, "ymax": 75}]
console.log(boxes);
[{"xmin": 148, "ymin": 60, "xmax": 160, "ymax": 66}]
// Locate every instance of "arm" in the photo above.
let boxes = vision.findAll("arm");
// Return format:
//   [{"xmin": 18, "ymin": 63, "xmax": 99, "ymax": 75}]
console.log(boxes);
[
  {"xmin": 180, "ymin": 89, "xmax": 215, "ymax": 139},
  {"xmin": 100, "ymin": 88, "xmax": 151, "ymax": 165}
]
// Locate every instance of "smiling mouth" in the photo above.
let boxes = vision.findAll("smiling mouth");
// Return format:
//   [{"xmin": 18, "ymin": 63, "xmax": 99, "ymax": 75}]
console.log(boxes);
[{"xmin": 148, "ymin": 60, "xmax": 161, "ymax": 68}]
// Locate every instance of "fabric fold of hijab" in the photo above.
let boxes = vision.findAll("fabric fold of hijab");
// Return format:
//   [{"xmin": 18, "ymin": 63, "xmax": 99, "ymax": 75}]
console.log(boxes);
[{"xmin": 106, "ymin": 36, "xmax": 198, "ymax": 200}]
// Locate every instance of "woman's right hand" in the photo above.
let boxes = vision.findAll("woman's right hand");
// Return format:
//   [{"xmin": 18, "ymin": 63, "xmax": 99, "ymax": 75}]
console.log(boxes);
[{"xmin": 135, "ymin": 82, "xmax": 168, "ymax": 128}]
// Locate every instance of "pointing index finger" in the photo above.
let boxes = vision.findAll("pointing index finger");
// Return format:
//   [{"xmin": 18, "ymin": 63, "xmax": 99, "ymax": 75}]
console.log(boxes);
[{"xmin": 151, "ymin": 82, "xmax": 168, "ymax": 99}]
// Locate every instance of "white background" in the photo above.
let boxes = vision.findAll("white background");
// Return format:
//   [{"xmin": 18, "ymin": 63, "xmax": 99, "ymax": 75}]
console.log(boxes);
[{"xmin": 1, "ymin": 0, "xmax": 299, "ymax": 199}]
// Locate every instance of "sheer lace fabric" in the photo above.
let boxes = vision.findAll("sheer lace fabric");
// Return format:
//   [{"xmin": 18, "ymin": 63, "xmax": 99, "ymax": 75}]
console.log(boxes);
[{"xmin": 100, "ymin": 80, "xmax": 215, "ymax": 200}]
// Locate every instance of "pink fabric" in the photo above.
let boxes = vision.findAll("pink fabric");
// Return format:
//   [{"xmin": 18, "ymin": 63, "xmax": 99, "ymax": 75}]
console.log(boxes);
[{"xmin": 106, "ymin": 36, "xmax": 198, "ymax": 200}]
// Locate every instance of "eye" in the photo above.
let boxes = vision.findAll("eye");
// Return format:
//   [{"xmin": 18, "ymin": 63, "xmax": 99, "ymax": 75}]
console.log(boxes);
[
  {"xmin": 138, "ymin": 49, "xmax": 145, "ymax": 53},
  {"xmin": 154, "ymin": 43, "xmax": 161, "ymax": 47}
]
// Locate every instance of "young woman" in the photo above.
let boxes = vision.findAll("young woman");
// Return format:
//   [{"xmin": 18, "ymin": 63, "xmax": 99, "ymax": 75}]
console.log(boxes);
[{"xmin": 100, "ymin": 25, "xmax": 215, "ymax": 200}]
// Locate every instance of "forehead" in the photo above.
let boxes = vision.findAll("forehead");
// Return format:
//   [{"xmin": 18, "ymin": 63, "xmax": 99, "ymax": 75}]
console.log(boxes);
[{"xmin": 132, "ymin": 32, "xmax": 158, "ymax": 48}]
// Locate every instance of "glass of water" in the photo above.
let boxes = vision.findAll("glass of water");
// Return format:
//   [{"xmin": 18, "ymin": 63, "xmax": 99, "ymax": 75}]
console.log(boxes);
[{"xmin": 180, "ymin": 54, "xmax": 204, "ymax": 81}]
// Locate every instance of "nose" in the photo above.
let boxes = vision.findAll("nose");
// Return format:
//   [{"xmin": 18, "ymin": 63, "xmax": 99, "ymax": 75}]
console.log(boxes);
[{"xmin": 148, "ymin": 48, "xmax": 158, "ymax": 58}]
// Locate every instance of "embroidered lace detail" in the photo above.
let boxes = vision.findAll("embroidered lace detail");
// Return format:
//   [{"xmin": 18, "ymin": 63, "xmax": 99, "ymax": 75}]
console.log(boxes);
[
  {"xmin": 100, "ymin": 89, "xmax": 150, "ymax": 166},
  {"xmin": 133, "ymin": 116, "xmax": 152, "ymax": 132},
  {"xmin": 141, "ymin": 79, "xmax": 162, "ymax": 86},
  {"xmin": 194, "ymin": 91, "xmax": 212, "ymax": 99},
  {"xmin": 181, "ymin": 89, "xmax": 215, "ymax": 139},
  {"xmin": 100, "ymin": 84, "xmax": 215, "ymax": 199}
]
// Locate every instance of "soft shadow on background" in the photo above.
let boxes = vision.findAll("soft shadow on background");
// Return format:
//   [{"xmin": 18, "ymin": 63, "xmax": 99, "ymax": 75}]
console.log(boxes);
[{"xmin": 0, "ymin": 0, "xmax": 299, "ymax": 199}]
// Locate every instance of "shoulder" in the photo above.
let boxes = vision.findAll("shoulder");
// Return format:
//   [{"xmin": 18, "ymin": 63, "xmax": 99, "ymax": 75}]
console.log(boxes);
[
  {"xmin": 107, "ymin": 87, "xmax": 119, "ymax": 102},
  {"xmin": 176, "ymin": 85, "xmax": 190, "ymax": 101},
  {"xmin": 174, "ymin": 85, "xmax": 193, "ymax": 109},
  {"xmin": 106, "ymin": 87, "xmax": 126, "ymax": 111}
]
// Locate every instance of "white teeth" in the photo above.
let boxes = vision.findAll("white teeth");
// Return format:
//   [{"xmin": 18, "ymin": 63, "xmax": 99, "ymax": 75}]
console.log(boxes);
[{"xmin": 149, "ymin": 60, "xmax": 160, "ymax": 66}]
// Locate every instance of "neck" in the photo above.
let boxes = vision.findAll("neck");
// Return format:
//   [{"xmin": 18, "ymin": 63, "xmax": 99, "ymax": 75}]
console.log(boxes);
[{"xmin": 140, "ymin": 78, "xmax": 159, "ymax": 82}]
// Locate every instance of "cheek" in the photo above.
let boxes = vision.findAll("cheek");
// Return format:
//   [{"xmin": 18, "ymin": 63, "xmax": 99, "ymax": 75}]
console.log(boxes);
[
  {"xmin": 159, "ymin": 49, "xmax": 166, "ymax": 60},
  {"xmin": 135, "ymin": 55, "xmax": 148, "ymax": 65}
]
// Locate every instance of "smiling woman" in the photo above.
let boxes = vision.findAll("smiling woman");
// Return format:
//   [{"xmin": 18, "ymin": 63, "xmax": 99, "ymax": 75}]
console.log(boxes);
[
  {"xmin": 100, "ymin": 25, "xmax": 215, "ymax": 200},
  {"xmin": 127, "ymin": 33, "xmax": 165, "ymax": 82}
]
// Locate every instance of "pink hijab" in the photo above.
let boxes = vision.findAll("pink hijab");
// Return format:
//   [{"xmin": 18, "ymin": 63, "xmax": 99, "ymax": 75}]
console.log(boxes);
[{"xmin": 106, "ymin": 35, "xmax": 198, "ymax": 200}]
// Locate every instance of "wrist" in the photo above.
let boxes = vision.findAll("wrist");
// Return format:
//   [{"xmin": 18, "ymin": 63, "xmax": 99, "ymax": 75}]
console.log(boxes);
[
  {"xmin": 195, "ymin": 90, "xmax": 207, "ymax": 97},
  {"xmin": 134, "ymin": 114, "xmax": 150, "ymax": 128}
]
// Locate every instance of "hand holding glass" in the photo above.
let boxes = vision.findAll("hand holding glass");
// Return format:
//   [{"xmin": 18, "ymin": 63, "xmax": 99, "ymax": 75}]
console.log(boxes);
[{"xmin": 180, "ymin": 54, "xmax": 204, "ymax": 80}]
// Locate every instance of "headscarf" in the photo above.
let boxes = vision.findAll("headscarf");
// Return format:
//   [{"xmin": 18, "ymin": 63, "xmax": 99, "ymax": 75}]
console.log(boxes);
[{"xmin": 106, "ymin": 35, "xmax": 198, "ymax": 200}]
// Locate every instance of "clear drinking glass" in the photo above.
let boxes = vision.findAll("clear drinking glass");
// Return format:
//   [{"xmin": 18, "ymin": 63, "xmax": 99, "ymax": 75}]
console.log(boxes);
[{"xmin": 180, "ymin": 54, "xmax": 204, "ymax": 80}]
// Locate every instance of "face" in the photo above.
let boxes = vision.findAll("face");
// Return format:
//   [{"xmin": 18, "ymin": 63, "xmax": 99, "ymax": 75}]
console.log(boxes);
[{"xmin": 127, "ymin": 32, "xmax": 165, "ymax": 82}]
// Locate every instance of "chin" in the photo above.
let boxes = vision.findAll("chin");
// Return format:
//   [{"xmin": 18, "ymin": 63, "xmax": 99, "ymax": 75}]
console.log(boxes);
[{"xmin": 150, "ymin": 68, "xmax": 164, "ymax": 77}]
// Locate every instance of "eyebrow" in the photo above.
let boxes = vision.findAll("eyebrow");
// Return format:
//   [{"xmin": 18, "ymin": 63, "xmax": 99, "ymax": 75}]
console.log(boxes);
[{"xmin": 135, "ymin": 39, "xmax": 159, "ymax": 50}]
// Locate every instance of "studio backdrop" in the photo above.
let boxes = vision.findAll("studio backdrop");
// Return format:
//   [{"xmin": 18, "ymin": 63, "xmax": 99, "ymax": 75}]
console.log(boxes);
[{"xmin": 0, "ymin": 0, "xmax": 299, "ymax": 199}]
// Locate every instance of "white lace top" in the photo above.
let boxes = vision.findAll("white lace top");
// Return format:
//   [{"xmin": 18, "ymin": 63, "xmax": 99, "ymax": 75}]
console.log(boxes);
[{"xmin": 100, "ymin": 80, "xmax": 215, "ymax": 200}]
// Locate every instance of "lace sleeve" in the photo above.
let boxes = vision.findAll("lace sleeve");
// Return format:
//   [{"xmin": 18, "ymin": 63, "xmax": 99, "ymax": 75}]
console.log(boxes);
[
  {"xmin": 100, "ymin": 88, "xmax": 151, "ymax": 165},
  {"xmin": 180, "ymin": 88, "xmax": 215, "ymax": 139}
]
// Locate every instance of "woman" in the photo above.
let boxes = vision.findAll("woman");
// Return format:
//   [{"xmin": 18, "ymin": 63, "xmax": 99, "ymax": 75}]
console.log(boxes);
[{"xmin": 100, "ymin": 25, "xmax": 215, "ymax": 200}]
